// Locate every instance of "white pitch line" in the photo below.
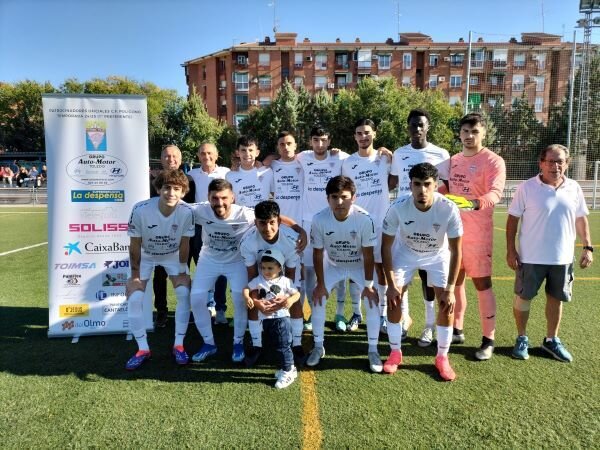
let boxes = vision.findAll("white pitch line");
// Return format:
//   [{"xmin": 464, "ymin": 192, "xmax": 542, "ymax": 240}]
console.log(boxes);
[{"xmin": 0, "ymin": 242, "xmax": 48, "ymax": 257}]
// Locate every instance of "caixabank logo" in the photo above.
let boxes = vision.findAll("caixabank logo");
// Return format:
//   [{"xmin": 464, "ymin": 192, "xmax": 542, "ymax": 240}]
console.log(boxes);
[
  {"xmin": 61, "ymin": 319, "xmax": 107, "ymax": 331},
  {"xmin": 66, "ymin": 154, "xmax": 127, "ymax": 186}
]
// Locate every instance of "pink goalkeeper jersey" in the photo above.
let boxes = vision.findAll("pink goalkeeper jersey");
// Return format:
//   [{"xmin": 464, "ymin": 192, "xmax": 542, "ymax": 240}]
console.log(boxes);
[{"xmin": 447, "ymin": 148, "xmax": 505, "ymax": 245}]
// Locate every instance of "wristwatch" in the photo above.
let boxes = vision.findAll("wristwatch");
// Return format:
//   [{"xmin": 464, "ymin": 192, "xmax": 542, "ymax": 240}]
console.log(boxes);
[{"xmin": 583, "ymin": 246, "xmax": 594, "ymax": 252}]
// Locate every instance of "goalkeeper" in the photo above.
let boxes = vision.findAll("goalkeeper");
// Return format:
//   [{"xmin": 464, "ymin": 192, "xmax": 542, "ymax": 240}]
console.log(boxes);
[{"xmin": 442, "ymin": 113, "xmax": 506, "ymax": 361}]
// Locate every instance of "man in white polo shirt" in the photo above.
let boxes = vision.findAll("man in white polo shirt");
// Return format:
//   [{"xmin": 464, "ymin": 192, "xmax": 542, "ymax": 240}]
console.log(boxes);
[{"xmin": 507, "ymin": 144, "xmax": 593, "ymax": 362}]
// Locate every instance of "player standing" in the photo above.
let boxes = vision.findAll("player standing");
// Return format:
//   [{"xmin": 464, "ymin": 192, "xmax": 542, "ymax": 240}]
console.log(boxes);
[
  {"xmin": 444, "ymin": 113, "xmax": 505, "ymax": 361},
  {"xmin": 125, "ymin": 169, "xmax": 195, "ymax": 370},
  {"xmin": 389, "ymin": 109, "xmax": 451, "ymax": 346}
]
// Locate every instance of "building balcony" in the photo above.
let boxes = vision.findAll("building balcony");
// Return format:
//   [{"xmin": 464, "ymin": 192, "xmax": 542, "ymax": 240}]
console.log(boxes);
[
  {"xmin": 489, "ymin": 83, "xmax": 506, "ymax": 91},
  {"xmin": 492, "ymin": 60, "xmax": 508, "ymax": 69},
  {"xmin": 512, "ymin": 83, "xmax": 524, "ymax": 91},
  {"xmin": 471, "ymin": 60, "xmax": 484, "ymax": 69},
  {"xmin": 335, "ymin": 63, "xmax": 349, "ymax": 70},
  {"xmin": 236, "ymin": 104, "xmax": 249, "ymax": 113}
]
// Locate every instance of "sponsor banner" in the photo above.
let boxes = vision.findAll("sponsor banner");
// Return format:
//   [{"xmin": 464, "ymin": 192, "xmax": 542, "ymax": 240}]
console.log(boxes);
[{"xmin": 43, "ymin": 95, "xmax": 152, "ymax": 337}]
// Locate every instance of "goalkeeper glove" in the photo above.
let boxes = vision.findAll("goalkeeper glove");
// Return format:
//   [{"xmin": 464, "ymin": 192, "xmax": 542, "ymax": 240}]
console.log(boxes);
[{"xmin": 445, "ymin": 194, "xmax": 475, "ymax": 210}]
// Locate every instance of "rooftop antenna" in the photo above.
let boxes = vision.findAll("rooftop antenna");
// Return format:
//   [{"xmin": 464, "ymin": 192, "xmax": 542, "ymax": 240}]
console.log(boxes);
[
  {"xmin": 395, "ymin": 1, "xmax": 402, "ymax": 39},
  {"xmin": 541, "ymin": 0, "xmax": 545, "ymax": 32},
  {"xmin": 268, "ymin": 0, "xmax": 278, "ymax": 33}
]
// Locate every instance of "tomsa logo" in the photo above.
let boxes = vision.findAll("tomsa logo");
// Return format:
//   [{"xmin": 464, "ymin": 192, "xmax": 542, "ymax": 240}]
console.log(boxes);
[{"xmin": 69, "ymin": 223, "xmax": 128, "ymax": 232}]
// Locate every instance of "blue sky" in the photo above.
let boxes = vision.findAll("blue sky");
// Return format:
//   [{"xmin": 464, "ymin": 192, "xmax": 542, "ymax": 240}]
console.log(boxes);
[{"xmin": 1, "ymin": 0, "xmax": 596, "ymax": 96}]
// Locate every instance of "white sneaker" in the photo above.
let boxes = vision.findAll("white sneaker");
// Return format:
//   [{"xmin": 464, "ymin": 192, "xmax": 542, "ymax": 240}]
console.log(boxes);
[
  {"xmin": 275, "ymin": 366, "xmax": 298, "ymax": 389},
  {"xmin": 214, "ymin": 310, "xmax": 228, "ymax": 324},
  {"xmin": 417, "ymin": 327, "xmax": 434, "ymax": 347},
  {"xmin": 207, "ymin": 305, "xmax": 216, "ymax": 318},
  {"xmin": 306, "ymin": 346, "xmax": 325, "ymax": 367},
  {"xmin": 368, "ymin": 352, "xmax": 383, "ymax": 373}
]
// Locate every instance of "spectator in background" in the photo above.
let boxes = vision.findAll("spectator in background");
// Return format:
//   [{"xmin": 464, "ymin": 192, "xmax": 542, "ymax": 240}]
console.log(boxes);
[
  {"xmin": 16, "ymin": 166, "xmax": 29, "ymax": 188},
  {"xmin": 27, "ymin": 166, "xmax": 39, "ymax": 187},
  {"xmin": 40, "ymin": 165, "xmax": 47, "ymax": 185}
]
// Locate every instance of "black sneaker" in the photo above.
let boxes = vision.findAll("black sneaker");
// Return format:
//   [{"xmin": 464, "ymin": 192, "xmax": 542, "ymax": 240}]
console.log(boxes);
[
  {"xmin": 155, "ymin": 310, "xmax": 168, "ymax": 328},
  {"xmin": 292, "ymin": 345, "xmax": 306, "ymax": 368},
  {"xmin": 474, "ymin": 337, "xmax": 495, "ymax": 361},
  {"xmin": 244, "ymin": 346, "xmax": 262, "ymax": 367}
]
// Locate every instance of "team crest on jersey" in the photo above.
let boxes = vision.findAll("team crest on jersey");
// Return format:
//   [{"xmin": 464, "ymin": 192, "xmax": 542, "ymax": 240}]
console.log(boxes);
[
  {"xmin": 258, "ymin": 176, "xmax": 263, "ymax": 182},
  {"xmin": 232, "ymin": 224, "xmax": 240, "ymax": 230},
  {"xmin": 329, "ymin": 162, "xmax": 336, "ymax": 168},
  {"xmin": 469, "ymin": 165, "xmax": 477, "ymax": 173},
  {"xmin": 295, "ymin": 167, "xmax": 301, "ymax": 174},
  {"xmin": 432, "ymin": 223, "xmax": 440, "ymax": 232},
  {"xmin": 374, "ymin": 159, "xmax": 380, "ymax": 166},
  {"xmin": 171, "ymin": 224, "xmax": 179, "ymax": 233},
  {"xmin": 350, "ymin": 231, "xmax": 357, "ymax": 240}
]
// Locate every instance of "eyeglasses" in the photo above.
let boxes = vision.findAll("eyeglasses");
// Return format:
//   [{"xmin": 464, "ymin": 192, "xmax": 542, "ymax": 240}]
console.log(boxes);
[{"xmin": 542, "ymin": 159, "xmax": 567, "ymax": 166}]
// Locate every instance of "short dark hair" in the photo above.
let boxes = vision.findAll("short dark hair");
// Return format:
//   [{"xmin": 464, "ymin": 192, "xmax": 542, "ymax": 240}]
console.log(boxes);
[
  {"xmin": 354, "ymin": 117, "xmax": 376, "ymax": 131},
  {"xmin": 277, "ymin": 131, "xmax": 294, "ymax": 140},
  {"xmin": 408, "ymin": 162, "xmax": 438, "ymax": 181},
  {"xmin": 153, "ymin": 169, "xmax": 190, "ymax": 194},
  {"xmin": 326, "ymin": 175, "xmax": 356, "ymax": 196},
  {"xmin": 459, "ymin": 112, "xmax": 486, "ymax": 129},
  {"xmin": 260, "ymin": 255, "xmax": 282, "ymax": 268},
  {"xmin": 407, "ymin": 108, "xmax": 430, "ymax": 124},
  {"xmin": 236, "ymin": 135, "xmax": 258, "ymax": 148},
  {"xmin": 310, "ymin": 125, "xmax": 330, "ymax": 138},
  {"xmin": 254, "ymin": 200, "xmax": 280, "ymax": 220},
  {"xmin": 208, "ymin": 178, "xmax": 232, "ymax": 194}
]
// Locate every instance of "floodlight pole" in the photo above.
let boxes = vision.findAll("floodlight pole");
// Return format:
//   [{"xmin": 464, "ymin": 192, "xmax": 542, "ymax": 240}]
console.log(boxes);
[
  {"xmin": 464, "ymin": 31, "xmax": 473, "ymax": 114},
  {"xmin": 567, "ymin": 30, "xmax": 577, "ymax": 149}
]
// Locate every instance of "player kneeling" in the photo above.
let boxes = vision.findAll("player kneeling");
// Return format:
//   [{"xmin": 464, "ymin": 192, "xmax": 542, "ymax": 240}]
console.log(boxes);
[
  {"xmin": 243, "ymin": 249, "xmax": 300, "ymax": 388},
  {"xmin": 125, "ymin": 169, "xmax": 195, "ymax": 370},
  {"xmin": 381, "ymin": 163, "xmax": 463, "ymax": 381}
]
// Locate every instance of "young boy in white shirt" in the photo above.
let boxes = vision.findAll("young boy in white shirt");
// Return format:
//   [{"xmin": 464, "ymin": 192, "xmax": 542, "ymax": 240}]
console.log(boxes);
[{"xmin": 244, "ymin": 248, "xmax": 300, "ymax": 389}]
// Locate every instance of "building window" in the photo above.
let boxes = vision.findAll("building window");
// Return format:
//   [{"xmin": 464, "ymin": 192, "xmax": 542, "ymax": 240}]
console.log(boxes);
[
  {"xmin": 535, "ymin": 97, "xmax": 544, "ymax": 112},
  {"xmin": 488, "ymin": 98, "xmax": 497, "ymax": 108},
  {"xmin": 259, "ymin": 97, "xmax": 271, "ymax": 107},
  {"xmin": 492, "ymin": 49, "xmax": 508, "ymax": 68},
  {"xmin": 403, "ymin": 53, "xmax": 412, "ymax": 69},
  {"xmin": 512, "ymin": 74, "xmax": 524, "ymax": 91},
  {"xmin": 335, "ymin": 74, "xmax": 348, "ymax": 88},
  {"xmin": 449, "ymin": 96, "xmax": 461, "ymax": 105},
  {"xmin": 258, "ymin": 53, "xmax": 270, "ymax": 66},
  {"xmin": 378, "ymin": 54, "xmax": 391, "ymax": 70},
  {"xmin": 202, "ymin": 65, "xmax": 206, "ymax": 81},
  {"xmin": 450, "ymin": 75, "xmax": 462, "ymax": 88},
  {"xmin": 534, "ymin": 53, "xmax": 546, "ymax": 69},
  {"xmin": 233, "ymin": 72, "xmax": 249, "ymax": 91},
  {"xmin": 450, "ymin": 53, "xmax": 464, "ymax": 66},
  {"xmin": 315, "ymin": 76, "xmax": 327, "ymax": 89},
  {"xmin": 233, "ymin": 114, "xmax": 247, "ymax": 128},
  {"xmin": 237, "ymin": 55, "xmax": 248, "ymax": 65},
  {"xmin": 258, "ymin": 75, "xmax": 272, "ymax": 89},
  {"xmin": 335, "ymin": 53, "xmax": 349, "ymax": 69},
  {"xmin": 235, "ymin": 94, "xmax": 248, "ymax": 112},
  {"xmin": 315, "ymin": 52, "xmax": 327, "ymax": 70},
  {"xmin": 533, "ymin": 76, "xmax": 545, "ymax": 92},
  {"xmin": 471, "ymin": 50, "xmax": 485, "ymax": 68},
  {"xmin": 429, "ymin": 54, "xmax": 439, "ymax": 67},
  {"xmin": 294, "ymin": 76, "xmax": 304, "ymax": 88},
  {"xmin": 357, "ymin": 50, "xmax": 372, "ymax": 69},
  {"xmin": 574, "ymin": 53, "xmax": 583, "ymax": 68},
  {"xmin": 294, "ymin": 52, "xmax": 303, "ymax": 68},
  {"xmin": 489, "ymin": 75, "xmax": 505, "ymax": 87},
  {"xmin": 429, "ymin": 75, "xmax": 438, "ymax": 88},
  {"xmin": 514, "ymin": 53, "xmax": 526, "ymax": 68},
  {"xmin": 470, "ymin": 76, "xmax": 479, "ymax": 86},
  {"xmin": 402, "ymin": 76, "xmax": 411, "ymax": 87}
]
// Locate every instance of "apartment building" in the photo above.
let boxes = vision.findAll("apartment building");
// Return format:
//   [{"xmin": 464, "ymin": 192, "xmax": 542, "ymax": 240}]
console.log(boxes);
[{"xmin": 183, "ymin": 31, "xmax": 579, "ymax": 126}]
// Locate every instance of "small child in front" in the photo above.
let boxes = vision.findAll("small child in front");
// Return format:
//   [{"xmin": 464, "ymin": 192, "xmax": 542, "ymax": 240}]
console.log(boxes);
[{"xmin": 243, "ymin": 248, "xmax": 300, "ymax": 389}]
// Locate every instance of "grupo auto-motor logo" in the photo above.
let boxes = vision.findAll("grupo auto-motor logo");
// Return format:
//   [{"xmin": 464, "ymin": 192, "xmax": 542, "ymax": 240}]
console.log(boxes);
[
  {"xmin": 61, "ymin": 319, "xmax": 106, "ymax": 331},
  {"xmin": 69, "ymin": 223, "xmax": 128, "ymax": 233},
  {"xmin": 66, "ymin": 154, "xmax": 127, "ymax": 186},
  {"xmin": 71, "ymin": 190, "xmax": 125, "ymax": 203}
]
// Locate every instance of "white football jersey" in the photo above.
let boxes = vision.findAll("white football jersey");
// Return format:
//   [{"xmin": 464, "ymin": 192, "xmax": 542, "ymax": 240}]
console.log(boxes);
[
  {"xmin": 226, "ymin": 167, "xmax": 273, "ymax": 208},
  {"xmin": 270, "ymin": 159, "xmax": 304, "ymax": 224},
  {"xmin": 310, "ymin": 205, "xmax": 376, "ymax": 269},
  {"xmin": 298, "ymin": 150, "xmax": 349, "ymax": 222},
  {"xmin": 188, "ymin": 166, "xmax": 230, "ymax": 203},
  {"xmin": 128, "ymin": 197, "xmax": 195, "ymax": 258},
  {"xmin": 341, "ymin": 151, "xmax": 391, "ymax": 228},
  {"xmin": 382, "ymin": 192, "xmax": 462, "ymax": 261},
  {"xmin": 192, "ymin": 202, "xmax": 255, "ymax": 264},
  {"xmin": 391, "ymin": 143, "xmax": 450, "ymax": 193},
  {"xmin": 240, "ymin": 225, "xmax": 300, "ymax": 269}
]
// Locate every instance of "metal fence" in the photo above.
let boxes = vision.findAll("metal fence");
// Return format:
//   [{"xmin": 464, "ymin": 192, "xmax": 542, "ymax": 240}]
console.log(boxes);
[{"xmin": 0, "ymin": 187, "xmax": 47, "ymax": 205}]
